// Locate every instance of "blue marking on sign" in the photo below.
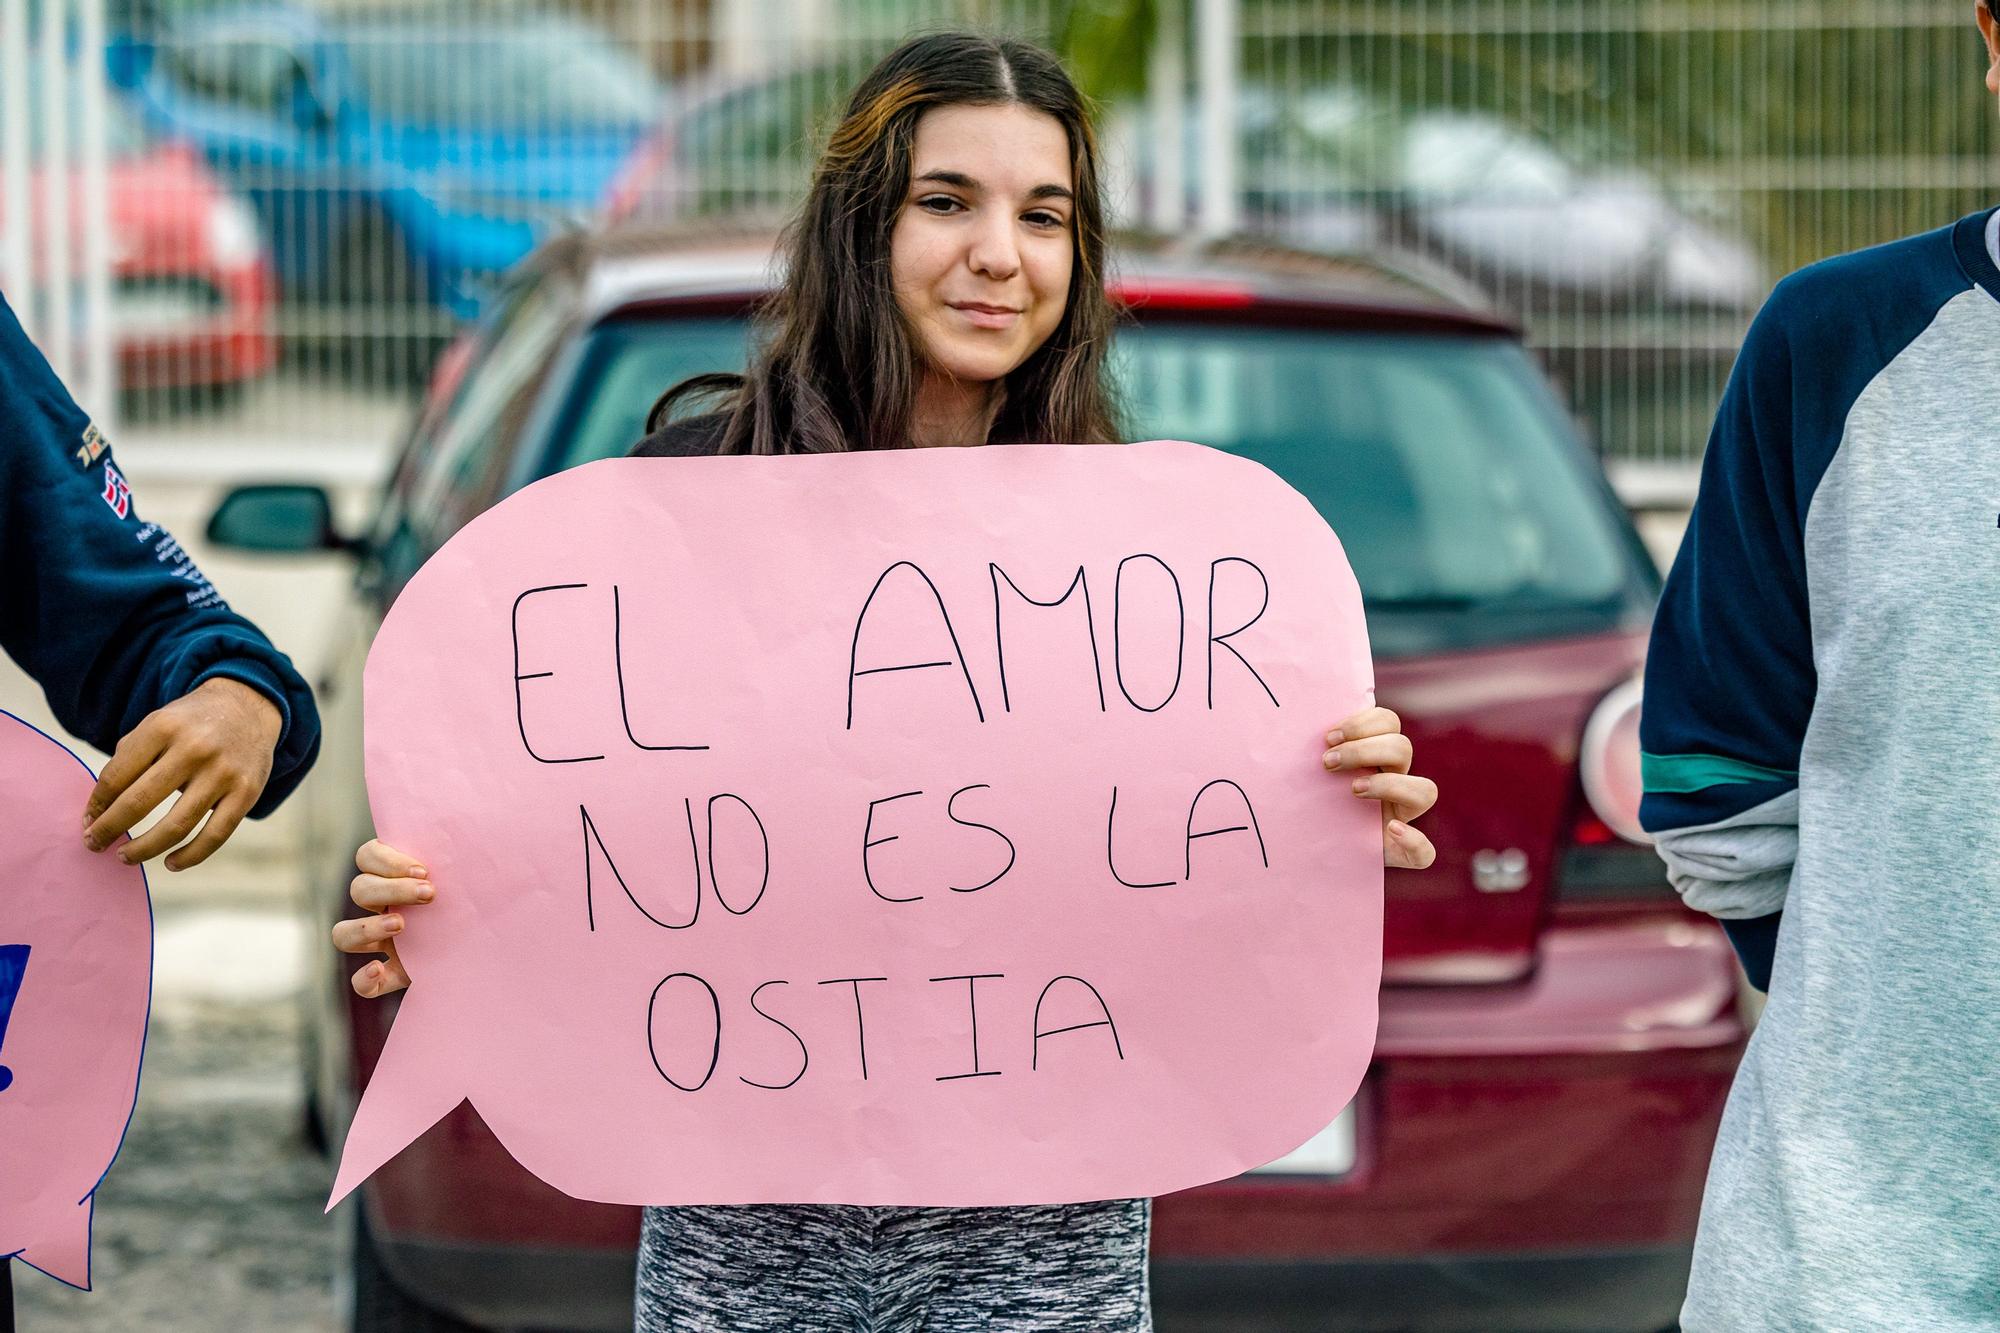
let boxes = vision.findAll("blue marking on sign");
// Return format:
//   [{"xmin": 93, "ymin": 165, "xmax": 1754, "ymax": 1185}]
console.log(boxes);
[{"xmin": 0, "ymin": 943, "xmax": 30, "ymax": 1093}]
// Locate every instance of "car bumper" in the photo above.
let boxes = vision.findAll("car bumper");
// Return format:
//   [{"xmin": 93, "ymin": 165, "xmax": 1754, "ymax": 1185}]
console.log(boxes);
[
  {"xmin": 368, "ymin": 1211, "xmax": 639, "ymax": 1333},
  {"xmin": 1150, "ymin": 916, "xmax": 1743, "ymax": 1331},
  {"xmin": 365, "ymin": 1236, "xmax": 1696, "ymax": 1333},
  {"xmin": 355, "ymin": 918, "xmax": 1743, "ymax": 1330},
  {"xmin": 117, "ymin": 261, "xmax": 277, "ymax": 389},
  {"xmin": 1151, "ymin": 1246, "xmax": 1692, "ymax": 1333}
]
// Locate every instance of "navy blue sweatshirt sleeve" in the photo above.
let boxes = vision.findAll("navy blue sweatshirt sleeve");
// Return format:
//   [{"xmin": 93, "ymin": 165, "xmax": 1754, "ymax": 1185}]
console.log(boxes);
[
  {"xmin": 1719, "ymin": 914, "xmax": 1782, "ymax": 992},
  {"xmin": 0, "ymin": 291, "xmax": 320, "ymax": 817}
]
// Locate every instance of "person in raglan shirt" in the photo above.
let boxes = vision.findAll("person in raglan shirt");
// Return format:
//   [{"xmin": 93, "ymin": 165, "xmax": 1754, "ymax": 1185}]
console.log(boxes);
[
  {"xmin": 0, "ymin": 288, "xmax": 319, "ymax": 1324},
  {"xmin": 1639, "ymin": 3, "xmax": 2000, "ymax": 1327}
]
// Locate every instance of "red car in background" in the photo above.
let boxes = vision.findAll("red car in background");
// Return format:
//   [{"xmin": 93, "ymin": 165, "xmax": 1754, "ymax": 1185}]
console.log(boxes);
[
  {"xmin": 210, "ymin": 225, "xmax": 1745, "ymax": 1333},
  {"xmin": 6, "ymin": 89, "xmax": 275, "ymax": 398}
]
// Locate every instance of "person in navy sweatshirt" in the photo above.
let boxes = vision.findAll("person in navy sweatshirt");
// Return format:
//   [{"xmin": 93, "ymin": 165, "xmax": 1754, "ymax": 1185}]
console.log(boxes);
[{"xmin": 0, "ymin": 288, "xmax": 320, "ymax": 865}]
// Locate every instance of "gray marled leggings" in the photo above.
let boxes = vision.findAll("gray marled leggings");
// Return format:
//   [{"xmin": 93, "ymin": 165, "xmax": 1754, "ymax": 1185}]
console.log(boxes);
[{"xmin": 633, "ymin": 1200, "xmax": 1153, "ymax": 1332}]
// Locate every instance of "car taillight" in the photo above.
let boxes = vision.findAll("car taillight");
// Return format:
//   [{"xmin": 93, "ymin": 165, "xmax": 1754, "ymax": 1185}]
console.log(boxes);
[
  {"xmin": 1556, "ymin": 807, "xmax": 1674, "ymax": 901},
  {"xmin": 1556, "ymin": 676, "xmax": 1675, "ymax": 904},
  {"xmin": 1105, "ymin": 279, "xmax": 1256, "ymax": 310}
]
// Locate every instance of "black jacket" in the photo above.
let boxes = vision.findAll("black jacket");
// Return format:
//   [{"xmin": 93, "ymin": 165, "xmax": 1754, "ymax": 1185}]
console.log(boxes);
[
  {"xmin": 0, "ymin": 291, "xmax": 319, "ymax": 816},
  {"xmin": 630, "ymin": 410, "xmax": 730, "ymax": 460}
]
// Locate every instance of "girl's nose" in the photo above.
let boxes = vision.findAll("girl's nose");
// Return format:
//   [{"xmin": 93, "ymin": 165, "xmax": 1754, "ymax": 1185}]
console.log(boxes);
[{"xmin": 967, "ymin": 215, "xmax": 1022, "ymax": 281}]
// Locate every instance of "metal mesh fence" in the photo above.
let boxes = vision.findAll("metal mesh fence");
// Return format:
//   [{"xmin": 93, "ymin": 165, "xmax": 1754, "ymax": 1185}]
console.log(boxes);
[
  {"xmin": 4, "ymin": 0, "xmax": 1994, "ymax": 467},
  {"xmin": 1226, "ymin": 0, "xmax": 1998, "ymax": 463}
]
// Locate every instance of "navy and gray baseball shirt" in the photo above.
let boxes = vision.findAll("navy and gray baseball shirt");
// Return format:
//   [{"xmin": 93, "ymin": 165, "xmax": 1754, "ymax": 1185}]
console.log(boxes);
[
  {"xmin": 1641, "ymin": 208, "xmax": 2000, "ymax": 1328},
  {"xmin": 0, "ymin": 290, "xmax": 318, "ymax": 814}
]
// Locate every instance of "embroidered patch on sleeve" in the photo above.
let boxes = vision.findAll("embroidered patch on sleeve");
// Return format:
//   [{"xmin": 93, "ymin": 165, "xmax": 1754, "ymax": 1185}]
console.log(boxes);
[
  {"xmin": 100, "ymin": 461, "xmax": 132, "ymax": 519},
  {"xmin": 74, "ymin": 422, "xmax": 107, "ymax": 469}
]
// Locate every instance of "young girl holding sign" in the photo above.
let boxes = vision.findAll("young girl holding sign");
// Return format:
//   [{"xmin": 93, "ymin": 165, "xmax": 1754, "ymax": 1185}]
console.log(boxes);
[{"xmin": 333, "ymin": 32, "xmax": 1438, "ymax": 1331}]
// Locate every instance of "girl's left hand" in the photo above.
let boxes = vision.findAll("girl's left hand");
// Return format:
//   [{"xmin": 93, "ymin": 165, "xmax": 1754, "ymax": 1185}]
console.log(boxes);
[{"xmin": 1324, "ymin": 706, "xmax": 1438, "ymax": 870}]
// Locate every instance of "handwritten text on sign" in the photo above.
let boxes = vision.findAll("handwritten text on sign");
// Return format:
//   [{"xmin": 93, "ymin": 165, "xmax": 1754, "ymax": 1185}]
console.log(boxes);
[{"xmin": 331, "ymin": 441, "xmax": 1382, "ymax": 1208}]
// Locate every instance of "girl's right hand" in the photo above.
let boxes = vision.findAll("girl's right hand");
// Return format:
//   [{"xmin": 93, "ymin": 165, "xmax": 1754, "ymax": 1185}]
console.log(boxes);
[{"xmin": 331, "ymin": 838, "xmax": 434, "ymax": 998}]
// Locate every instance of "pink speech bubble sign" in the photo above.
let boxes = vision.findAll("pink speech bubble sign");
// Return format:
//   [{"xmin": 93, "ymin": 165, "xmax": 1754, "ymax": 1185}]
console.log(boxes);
[
  {"xmin": 0, "ymin": 710, "xmax": 151, "ymax": 1289},
  {"xmin": 332, "ymin": 441, "xmax": 1381, "ymax": 1208}
]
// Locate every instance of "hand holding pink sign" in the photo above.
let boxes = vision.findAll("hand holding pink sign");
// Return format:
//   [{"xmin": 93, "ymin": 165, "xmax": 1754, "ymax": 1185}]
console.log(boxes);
[
  {"xmin": 0, "ymin": 710, "xmax": 151, "ymax": 1289},
  {"xmin": 331, "ymin": 440, "xmax": 1381, "ymax": 1208}
]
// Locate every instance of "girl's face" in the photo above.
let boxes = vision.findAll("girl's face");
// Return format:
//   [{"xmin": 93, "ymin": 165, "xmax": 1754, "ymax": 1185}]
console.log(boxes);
[{"xmin": 889, "ymin": 102, "xmax": 1076, "ymax": 388}]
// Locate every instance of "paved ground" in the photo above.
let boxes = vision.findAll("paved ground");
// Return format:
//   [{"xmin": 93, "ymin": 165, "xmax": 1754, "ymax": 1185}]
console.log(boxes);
[{"xmin": 4, "ymin": 375, "xmax": 1701, "ymax": 1332}]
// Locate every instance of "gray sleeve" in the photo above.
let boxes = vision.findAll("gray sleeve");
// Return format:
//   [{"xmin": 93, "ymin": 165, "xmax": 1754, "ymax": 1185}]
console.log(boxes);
[{"xmin": 1652, "ymin": 788, "xmax": 1798, "ymax": 919}]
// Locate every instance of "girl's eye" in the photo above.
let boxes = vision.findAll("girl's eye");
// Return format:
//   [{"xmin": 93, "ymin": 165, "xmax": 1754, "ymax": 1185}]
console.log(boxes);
[{"xmin": 914, "ymin": 196, "xmax": 1065, "ymax": 228}]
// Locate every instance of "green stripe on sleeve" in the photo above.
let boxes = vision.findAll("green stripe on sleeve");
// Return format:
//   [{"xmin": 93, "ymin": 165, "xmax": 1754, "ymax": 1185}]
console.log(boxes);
[{"xmin": 1641, "ymin": 751, "xmax": 1798, "ymax": 794}]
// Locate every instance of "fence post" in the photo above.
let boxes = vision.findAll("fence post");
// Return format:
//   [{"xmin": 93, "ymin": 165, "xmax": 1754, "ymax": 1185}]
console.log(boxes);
[
  {"xmin": 1146, "ymin": 0, "xmax": 1186, "ymax": 235},
  {"xmin": 0, "ymin": 0, "xmax": 30, "ymax": 326},
  {"xmin": 36, "ymin": 0, "xmax": 75, "ymax": 383},
  {"xmin": 1193, "ymin": 0, "xmax": 1238, "ymax": 239},
  {"xmin": 2, "ymin": 1, "xmax": 114, "ymax": 418},
  {"xmin": 78, "ymin": 0, "xmax": 116, "ymax": 433}
]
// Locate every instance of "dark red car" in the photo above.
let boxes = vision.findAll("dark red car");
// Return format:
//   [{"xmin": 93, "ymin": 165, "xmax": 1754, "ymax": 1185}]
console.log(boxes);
[{"xmin": 210, "ymin": 225, "xmax": 1744, "ymax": 1333}]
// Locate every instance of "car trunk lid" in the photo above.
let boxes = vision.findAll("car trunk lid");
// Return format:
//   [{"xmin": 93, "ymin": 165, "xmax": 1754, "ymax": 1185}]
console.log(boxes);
[{"xmin": 1376, "ymin": 627, "xmax": 1647, "ymax": 983}]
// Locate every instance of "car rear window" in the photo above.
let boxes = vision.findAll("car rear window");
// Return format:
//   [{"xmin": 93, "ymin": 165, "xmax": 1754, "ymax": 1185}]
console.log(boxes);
[
  {"xmin": 1115, "ymin": 323, "xmax": 1656, "ymax": 654},
  {"xmin": 543, "ymin": 313, "xmax": 751, "ymax": 471},
  {"xmin": 543, "ymin": 313, "xmax": 1655, "ymax": 656}
]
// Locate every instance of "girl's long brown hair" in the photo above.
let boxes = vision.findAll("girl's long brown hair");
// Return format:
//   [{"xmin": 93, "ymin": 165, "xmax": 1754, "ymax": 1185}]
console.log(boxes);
[{"xmin": 646, "ymin": 32, "xmax": 1124, "ymax": 453}]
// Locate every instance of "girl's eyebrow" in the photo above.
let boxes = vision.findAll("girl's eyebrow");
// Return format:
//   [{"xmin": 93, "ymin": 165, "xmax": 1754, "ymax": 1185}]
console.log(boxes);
[{"xmin": 913, "ymin": 169, "xmax": 1075, "ymax": 203}]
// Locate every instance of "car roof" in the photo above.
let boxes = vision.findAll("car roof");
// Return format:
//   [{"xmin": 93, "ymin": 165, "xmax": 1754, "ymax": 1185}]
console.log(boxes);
[{"xmin": 529, "ymin": 223, "xmax": 1519, "ymax": 338}]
